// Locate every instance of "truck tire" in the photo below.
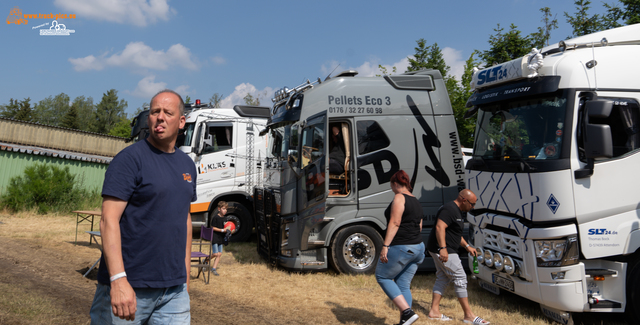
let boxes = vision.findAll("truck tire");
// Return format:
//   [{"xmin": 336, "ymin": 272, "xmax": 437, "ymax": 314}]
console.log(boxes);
[
  {"xmin": 210, "ymin": 201, "xmax": 253, "ymax": 243},
  {"xmin": 625, "ymin": 257, "xmax": 640, "ymax": 322},
  {"xmin": 329, "ymin": 225, "xmax": 382, "ymax": 275}
]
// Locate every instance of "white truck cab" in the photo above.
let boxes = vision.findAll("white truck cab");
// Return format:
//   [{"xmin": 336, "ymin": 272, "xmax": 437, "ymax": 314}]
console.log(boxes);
[{"xmin": 464, "ymin": 24, "xmax": 640, "ymax": 323}]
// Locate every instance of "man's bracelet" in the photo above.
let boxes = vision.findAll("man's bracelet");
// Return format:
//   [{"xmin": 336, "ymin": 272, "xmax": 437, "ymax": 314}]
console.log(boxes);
[
  {"xmin": 437, "ymin": 247, "xmax": 446, "ymax": 252},
  {"xmin": 110, "ymin": 272, "xmax": 127, "ymax": 282},
  {"xmin": 465, "ymin": 244, "xmax": 470, "ymax": 248}
]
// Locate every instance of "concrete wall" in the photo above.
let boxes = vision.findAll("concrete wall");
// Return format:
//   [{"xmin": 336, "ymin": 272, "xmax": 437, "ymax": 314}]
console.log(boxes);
[{"xmin": 0, "ymin": 117, "xmax": 129, "ymax": 157}]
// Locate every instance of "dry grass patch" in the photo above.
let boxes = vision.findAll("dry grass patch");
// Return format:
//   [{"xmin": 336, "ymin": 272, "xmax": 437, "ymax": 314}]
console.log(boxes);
[{"xmin": 0, "ymin": 212, "xmax": 631, "ymax": 325}]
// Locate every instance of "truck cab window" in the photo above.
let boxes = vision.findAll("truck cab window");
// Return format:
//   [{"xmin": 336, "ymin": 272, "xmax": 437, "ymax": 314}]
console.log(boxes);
[
  {"xmin": 582, "ymin": 98, "xmax": 640, "ymax": 160},
  {"xmin": 357, "ymin": 120, "xmax": 390, "ymax": 155},
  {"xmin": 203, "ymin": 125, "xmax": 233, "ymax": 154}
]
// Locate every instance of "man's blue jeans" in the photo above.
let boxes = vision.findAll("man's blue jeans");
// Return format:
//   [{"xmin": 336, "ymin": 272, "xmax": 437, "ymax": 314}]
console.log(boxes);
[
  {"xmin": 375, "ymin": 242, "xmax": 425, "ymax": 307},
  {"xmin": 90, "ymin": 283, "xmax": 190, "ymax": 325}
]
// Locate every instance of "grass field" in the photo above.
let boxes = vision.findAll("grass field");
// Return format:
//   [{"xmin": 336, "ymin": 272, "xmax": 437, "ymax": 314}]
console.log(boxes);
[{"xmin": 0, "ymin": 210, "xmax": 629, "ymax": 325}]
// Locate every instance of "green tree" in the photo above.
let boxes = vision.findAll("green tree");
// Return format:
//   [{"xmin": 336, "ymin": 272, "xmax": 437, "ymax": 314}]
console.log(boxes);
[
  {"xmin": 565, "ymin": 0, "xmax": 605, "ymax": 37},
  {"xmin": 209, "ymin": 93, "xmax": 224, "ymax": 108},
  {"xmin": 602, "ymin": 0, "xmax": 640, "ymax": 28},
  {"xmin": 376, "ymin": 65, "xmax": 397, "ymax": 77},
  {"xmin": 530, "ymin": 7, "xmax": 559, "ymax": 48},
  {"xmin": 185, "ymin": 95, "xmax": 191, "ymax": 104},
  {"xmin": 109, "ymin": 118, "xmax": 132, "ymax": 138},
  {"xmin": 33, "ymin": 93, "xmax": 70, "ymax": 126},
  {"xmin": 60, "ymin": 102, "xmax": 81, "ymax": 130},
  {"xmin": 91, "ymin": 89, "xmax": 128, "ymax": 134},
  {"xmin": 0, "ymin": 98, "xmax": 20, "ymax": 119},
  {"xmin": 15, "ymin": 98, "xmax": 34, "ymax": 122},
  {"xmin": 481, "ymin": 24, "xmax": 532, "ymax": 66},
  {"xmin": 449, "ymin": 52, "xmax": 481, "ymax": 148},
  {"xmin": 71, "ymin": 96, "xmax": 95, "ymax": 132},
  {"xmin": 243, "ymin": 93, "xmax": 260, "ymax": 106}
]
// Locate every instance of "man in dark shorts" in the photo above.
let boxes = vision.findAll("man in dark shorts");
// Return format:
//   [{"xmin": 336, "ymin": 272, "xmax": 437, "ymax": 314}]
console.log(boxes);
[
  {"xmin": 426, "ymin": 189, "xmax": 490, "ymax": 324},
  {"xmin": 90, "ymin": 89, "xmax": 197, "ymax": 324}
]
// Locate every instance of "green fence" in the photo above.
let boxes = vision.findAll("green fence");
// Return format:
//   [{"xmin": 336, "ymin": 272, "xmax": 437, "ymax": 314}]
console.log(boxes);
[{"xmin": 0, "ymin": 150, "xmax": 108, "ymax": 196}]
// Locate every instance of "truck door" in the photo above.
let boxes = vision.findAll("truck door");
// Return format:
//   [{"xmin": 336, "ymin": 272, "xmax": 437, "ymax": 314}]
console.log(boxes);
[
  {"xmin": 298, "ymin": 112, "xmax": 328, "ymax": 211},
  {"xmin": 196, "ymin": 121, "xmax": 237, "ymax": 188},
  {"xmin": 296, "ymin": 112, "xmax": 328, "ymax": 250}
]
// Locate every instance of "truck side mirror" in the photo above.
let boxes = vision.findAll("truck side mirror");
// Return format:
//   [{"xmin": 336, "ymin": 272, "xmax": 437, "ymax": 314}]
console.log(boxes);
[
  {"xmin": 583, "ymin": 100, "xmax": 613, "ymax": 159},
  {"xmin": 196, "ymin": 123, "xmax": 207, "ymax": 155},
  {"xmin": 575, "ymin": 100, "xmax": 614, "ymax": 179}
]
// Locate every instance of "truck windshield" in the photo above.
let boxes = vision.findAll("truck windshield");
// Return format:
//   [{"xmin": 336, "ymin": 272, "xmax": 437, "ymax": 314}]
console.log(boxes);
[
  {"xmin": 474, "ymin": 93, "xmax": 568, "ymax": 161},
  {"xmin": 268, "ymin": 123, "xmax": 292, "ymax": 161}
]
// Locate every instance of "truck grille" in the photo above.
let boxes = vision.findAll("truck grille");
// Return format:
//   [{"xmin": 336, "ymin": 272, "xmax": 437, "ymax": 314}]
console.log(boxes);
[{"xmin": 483, "ymin": 229, "xmax": 522, "ymax": 258}]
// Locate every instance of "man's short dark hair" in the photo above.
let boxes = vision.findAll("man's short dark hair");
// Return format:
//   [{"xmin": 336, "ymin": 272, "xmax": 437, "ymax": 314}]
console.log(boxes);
[{"xmin": 150, "ymin": 89, "xmax": 185, "ymax": 115}]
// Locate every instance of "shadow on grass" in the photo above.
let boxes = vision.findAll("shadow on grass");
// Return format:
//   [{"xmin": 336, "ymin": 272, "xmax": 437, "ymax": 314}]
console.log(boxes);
[{"xmin": 326, "ymin": 301, "xmax": 387, "ymax": 325}]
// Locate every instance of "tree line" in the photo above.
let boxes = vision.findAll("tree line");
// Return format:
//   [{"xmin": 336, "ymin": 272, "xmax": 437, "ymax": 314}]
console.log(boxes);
[
  {"xmin": 0, "ymin": 89, "xmax": 131, "ymax": 138},
  {"xmin": 393, "ymin": 0, "xmax": 639, "ymax": 148}
]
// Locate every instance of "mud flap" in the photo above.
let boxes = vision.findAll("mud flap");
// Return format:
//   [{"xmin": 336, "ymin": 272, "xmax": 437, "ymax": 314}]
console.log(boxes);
[{"xmin": 540, "ymin": 305, "xmax": 573, "ymax": 325}]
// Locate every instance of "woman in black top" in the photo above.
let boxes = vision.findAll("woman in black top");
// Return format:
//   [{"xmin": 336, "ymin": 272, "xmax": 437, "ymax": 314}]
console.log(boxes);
[{"xmin": 375, "ymin": 170, "xmax": 425, "ymax": 325}]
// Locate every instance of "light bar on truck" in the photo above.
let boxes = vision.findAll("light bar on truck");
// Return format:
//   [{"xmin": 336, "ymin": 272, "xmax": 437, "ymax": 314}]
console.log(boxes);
[{"xmin": 470, "ymin": 48, "xmax": 544, "ymax": 90}]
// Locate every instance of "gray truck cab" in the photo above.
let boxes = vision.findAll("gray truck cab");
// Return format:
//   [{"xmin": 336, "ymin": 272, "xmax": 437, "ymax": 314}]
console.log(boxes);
[{"xmin": 255, "ymin": 69, "xmax": 466, "ymax": 274}]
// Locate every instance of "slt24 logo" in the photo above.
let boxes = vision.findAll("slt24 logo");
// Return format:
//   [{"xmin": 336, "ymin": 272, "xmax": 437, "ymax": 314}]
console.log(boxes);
[
  {"xmin": 476, "ymin": 66, "xmax": 509, "ymax": 86},
  {"xmin": 588, "ymin": 228, "xmax": 618, "ymax": 235}
]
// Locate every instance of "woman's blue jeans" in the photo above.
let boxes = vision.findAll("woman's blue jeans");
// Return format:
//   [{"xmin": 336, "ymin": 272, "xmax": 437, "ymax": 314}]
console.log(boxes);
[{"xmin": 375, "ymin": 242, "xmax": 425, "ymax": 307}]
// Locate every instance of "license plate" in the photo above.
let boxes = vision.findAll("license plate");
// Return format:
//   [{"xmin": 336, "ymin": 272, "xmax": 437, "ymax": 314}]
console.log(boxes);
[
  {"xmin": 478, "ymin": 279, "xmax": 500, "ymax": 295},
  {"xmin": 492, "ymin": 273, "xmax": 514, "ymax": 291}
]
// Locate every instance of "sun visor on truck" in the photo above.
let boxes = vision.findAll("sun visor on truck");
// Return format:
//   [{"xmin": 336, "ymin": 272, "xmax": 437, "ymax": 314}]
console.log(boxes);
[
  {"xmin": 465, "ymin": 76, "xmax": 561, "ymax": 108},
  {"xmin": 233, "ymin": 105, "xmax": 271, "ymax": 118},
  {"xmin": 384, "ymin": 74, "xmax": 435, "ymax": 91}
]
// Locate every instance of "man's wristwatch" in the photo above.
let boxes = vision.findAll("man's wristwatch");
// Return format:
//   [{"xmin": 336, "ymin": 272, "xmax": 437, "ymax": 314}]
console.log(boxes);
[{"xmin": 437, "ymin": 247, "xmax": 446, "ymax": 252}]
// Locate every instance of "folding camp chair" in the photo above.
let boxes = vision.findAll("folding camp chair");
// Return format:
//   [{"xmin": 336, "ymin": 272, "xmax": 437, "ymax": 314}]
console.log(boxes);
[{"xmin": 191, "ymin": 225, "xmax": 214, "ymax": 284}]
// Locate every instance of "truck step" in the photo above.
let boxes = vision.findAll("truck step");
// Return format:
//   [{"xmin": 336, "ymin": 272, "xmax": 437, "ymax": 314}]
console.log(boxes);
[
  {"xmin": 585, "ymin": 269, "xmax": 617, "ymax": 276},
  {"xmin": 589, "ymin": 299, "xmax": 622, "ymax": 309},
  {"xmin": 308, "ymin": 240, "xmax": 325, "ymax": 246}
]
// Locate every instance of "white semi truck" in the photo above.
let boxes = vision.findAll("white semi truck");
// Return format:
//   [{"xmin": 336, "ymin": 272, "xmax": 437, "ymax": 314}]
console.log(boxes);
[
  {"xmin": 130, "ymin": 101, "xmax": 270, "ymax": 242},
  {"xmin": 254, "ymin": 69, "xmax": 466, "ymax": 274},
  {"xmin": 464, "ymin": 24, "xmax": 640, "ymax": 323}
]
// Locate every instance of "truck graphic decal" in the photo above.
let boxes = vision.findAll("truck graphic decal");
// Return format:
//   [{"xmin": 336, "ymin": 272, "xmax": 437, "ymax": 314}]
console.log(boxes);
[
  {"xmin": 467, "ymin": 170, "xmax": 540, "ymax": 221},
  {"xmin": 406, "ymin": 95, "xmax": 450, "ymax": 186},
  {"xmin": 357, "ymin": 95, "xmax": 451, "ymax": 190}
]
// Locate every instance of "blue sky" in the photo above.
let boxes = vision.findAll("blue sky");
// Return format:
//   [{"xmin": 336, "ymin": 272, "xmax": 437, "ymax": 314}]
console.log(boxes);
[{"xmin": 3, "ymin": 0, "xmax": 609, "ymax": 116}]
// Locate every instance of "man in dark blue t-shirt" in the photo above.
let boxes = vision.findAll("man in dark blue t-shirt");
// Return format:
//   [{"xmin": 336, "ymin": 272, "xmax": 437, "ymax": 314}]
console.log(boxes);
[{"xmin": 90, "ymin": 90, "xmax": 197, "ymax": 324}]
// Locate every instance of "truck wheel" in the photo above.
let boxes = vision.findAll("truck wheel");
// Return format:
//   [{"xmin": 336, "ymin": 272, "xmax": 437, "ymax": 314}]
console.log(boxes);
[
  {"xmin": 210, "ymin": 201, "xmax": 253, "ymax": 243},
  {"xmin": 625, "ymin": 257, "xmax": 640, "ymax": 322},
  {"xmin": 329, "ymin": 225, "xmax": 382, "ymax": 275}
]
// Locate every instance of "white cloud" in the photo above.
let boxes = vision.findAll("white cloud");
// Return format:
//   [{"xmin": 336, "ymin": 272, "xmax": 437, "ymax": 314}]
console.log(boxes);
[
  {"xmin": 442, "ymin": 47, "xmax": 466, "ymax": 81},
  {"xmin": 174, "ymin": 85, "xmax": 191, "ymax": 97},
  {"xmin": 219, "ymin": 83, "xmax": 274, "ymax": 107},
  {"xmin": 54, "ymin": 0, "xmax": 174, "ymax": 27},
  {"xmin": 70, "ymin": 42, "xmax": 198, "ymax": 72},
  {"xmin": 131, "ymin": 75, "xmax": 166, "ymax": 98},
  {"xmin": 68, "ymin": 55, "xmax": 105, "ymax": 71},
  {"xmin": 129, "ymin": 75, "xmax": 190, "ymax": 99},
  {"xmin": 211, "ymin": 56, "xmax": 226, "ymax": 65}
]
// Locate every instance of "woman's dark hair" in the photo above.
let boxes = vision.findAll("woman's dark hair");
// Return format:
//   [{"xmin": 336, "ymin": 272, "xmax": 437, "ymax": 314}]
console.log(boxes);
[{"xmin": 390, "ymin": 170, "xmax": 412, "ymax": 192}]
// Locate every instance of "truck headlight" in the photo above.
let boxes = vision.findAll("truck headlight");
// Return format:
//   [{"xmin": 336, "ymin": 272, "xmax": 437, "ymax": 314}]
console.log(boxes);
[{"xmin": 534, "ymin": 236, "xmax": 579, "ymax": 267}]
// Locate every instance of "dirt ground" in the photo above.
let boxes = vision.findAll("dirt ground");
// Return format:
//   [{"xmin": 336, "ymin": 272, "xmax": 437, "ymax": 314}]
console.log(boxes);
[{"xmin": 0, "ymin": 214, "xmax": 630, "ymax": 325}]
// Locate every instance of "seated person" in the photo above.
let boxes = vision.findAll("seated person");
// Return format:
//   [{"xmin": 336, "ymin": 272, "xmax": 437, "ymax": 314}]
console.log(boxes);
[{"xmin": 329, "ymin": 125, "xmax": 345, "ymax": 174}]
